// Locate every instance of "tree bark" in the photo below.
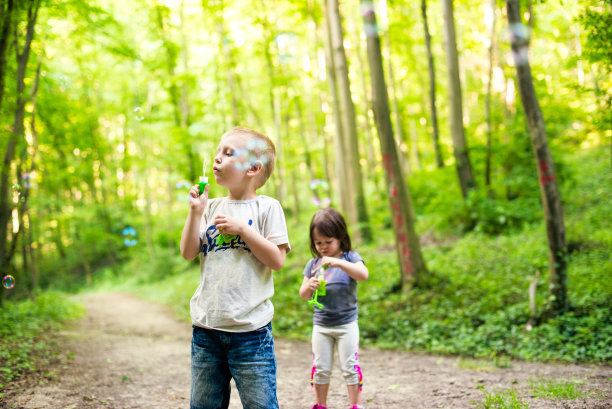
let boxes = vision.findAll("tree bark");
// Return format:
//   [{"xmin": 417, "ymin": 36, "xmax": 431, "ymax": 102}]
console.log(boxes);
[
  {"xmin": 0, "ymin": 0, "xmax": 14, "ymax": 111},
  {"xmin": 361, "ymin": 1, "xmax": 427, "ymax": 288},
  {"xmin": 441, "ymin": 0, "xmax": 476, "ymax": 198},
  {"xmin": 507, "ymin": 0, "xmax": 568, "ymax": 316},
  {"xmin": 421, "ymin": 0, "xmax": 444, "ymax": 168},
  {"xmin": 484, "ymin": 0, "xmax": 496, "ymax": 192},
  {"xmin": 0, "ymin": 0, "xmax": 40, "ymax": 278},
  {"xmin": 326, "ymin": 0, "xmax": 371, "ymax": 243},
  {"xmin": 323, "ymin": 10, "xmax": 349, "ymax": 214}
]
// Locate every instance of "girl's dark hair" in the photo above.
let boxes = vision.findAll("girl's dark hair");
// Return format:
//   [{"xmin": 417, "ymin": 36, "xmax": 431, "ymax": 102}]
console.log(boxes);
[{"xmin": 309, "ymin": 207, "xmax": 352, "ymax": 257}]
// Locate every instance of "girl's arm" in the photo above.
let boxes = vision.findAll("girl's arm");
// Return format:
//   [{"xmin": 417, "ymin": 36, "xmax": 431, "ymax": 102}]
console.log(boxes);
[
  {"xmin": 299, "ymin": 275, "xmax": 321, "ymax": 300},
  {"xmin": 321, "ymin": 256, "xmax": 369, "ymax": 281}
]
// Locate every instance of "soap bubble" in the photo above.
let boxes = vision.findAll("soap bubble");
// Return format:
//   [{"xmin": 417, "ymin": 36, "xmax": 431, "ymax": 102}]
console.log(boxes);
[
  {"xmin": 122, "ymin": 226, "xmax": 138, "ymax": 247},
  {"xmin": 175, "ymin": 180, "xmax": 192, "ymax": 202},
  {"xmin": 233, "ymin": 148, "xmax": 256, "ymax": 171},
  {"xmin": 309, "ymin": 179, "xmax": 331, "ymax": 207},
  {"xmin": 233, "ymin": 139, "xmax": 271, "ymax": 170},
  {"xmin": 59, "ymin": 75, "xmax": 69, "ymax": 87},
  {"xmin": 22, "ymin": 173, "xmax": 32, "ymax": 188},
  {"xmin": 12, "ymin": 184, "xmax": 21, "ymax": 196},
  {"xmin": 133, "ymin": 107, "xmax": 144, "ymax": 121},
  {"xmin": 2, "ymin": 275, "xmax": 15, "ymax": 289}
]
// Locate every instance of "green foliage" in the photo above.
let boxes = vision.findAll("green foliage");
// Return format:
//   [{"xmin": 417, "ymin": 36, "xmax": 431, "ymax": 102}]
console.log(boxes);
[
  {"xmin": 471, "ymin": 386, "xmax": 528, "ymax": 409},
  {"xmin": 0, "ymin": 292, "xmax": 84, "ymax": 390},
  {"xmin": 528, "ymin": 377, "xmax": 589, "ymax": 400}
]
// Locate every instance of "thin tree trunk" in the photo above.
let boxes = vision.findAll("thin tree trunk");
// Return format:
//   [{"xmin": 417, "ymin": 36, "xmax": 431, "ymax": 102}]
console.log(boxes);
[
  {"xmin": 326, "ymin": 0, "xmax": 371, "ymax": 242},
  {"xmin": 324, "ymin": 8, "xmax": 348, "ymax": 214},
  {"xmin": 441, "ymin": 0, "xmax": 476, "ymax": 198},
  {"xmin": 507, "ymin": 0, "xmax": 568, "ymax": 316},
  {"xmin": 0, "ymin": 0, "xmax": 14, "ymax": 111},
  {"xmin": 385, "ymin": 34, "xmax": 411, "ymax": 177},
  {"xmin": 484, "ymin": 0, "xmax": 496, "ymax": 192},
  {"xmin": 421, "ymin": 0, "xmax": 444, "ymax": 168},
  {"xmin": 0, "ymin": 0, "xmax": 39, "ymax": 275},
  {"xmin": 361, "ymin": 1, "xmax": 427, "ymax": 288}
]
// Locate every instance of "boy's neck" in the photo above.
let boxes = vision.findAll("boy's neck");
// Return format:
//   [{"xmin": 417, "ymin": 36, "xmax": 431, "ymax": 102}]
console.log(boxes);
[{"xmin": 227, "ymin": 186, "xmax": 258, "ymax": 201}]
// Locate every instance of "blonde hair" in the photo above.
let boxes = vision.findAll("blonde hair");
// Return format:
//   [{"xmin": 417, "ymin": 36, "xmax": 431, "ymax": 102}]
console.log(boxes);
[{"xmin": 222, "ymin": 126, "xmax": 276, "ymax": 188}]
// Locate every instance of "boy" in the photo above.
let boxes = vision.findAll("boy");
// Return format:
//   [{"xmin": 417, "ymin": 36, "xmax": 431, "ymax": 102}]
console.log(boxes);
[{"xmin": 180, "ymin": 126, "xmax": 290, "ymax": 409}]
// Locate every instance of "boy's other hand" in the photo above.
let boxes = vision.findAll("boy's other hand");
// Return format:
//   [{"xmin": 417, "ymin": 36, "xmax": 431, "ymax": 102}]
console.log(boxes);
[
  {"xmin": 189, "ymin": 184, "xmax": 209, "ymax": 212},
  {"xmin": 213, "ymin": 214, "xmax": 249, "ymax": 236}
]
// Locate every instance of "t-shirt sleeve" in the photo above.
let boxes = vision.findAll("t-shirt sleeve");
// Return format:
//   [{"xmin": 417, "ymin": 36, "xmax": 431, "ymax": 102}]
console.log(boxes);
[
  {"xmin": 303, "ymin": 258, "xmax": 316, "ymax": 278},
  {"xmin": 262, "ymin": 198, "xmax": 291, "ymax": 252},
  {"xmin": 347, "ymin": 250, "xmax": 364, "ymax": 265}
]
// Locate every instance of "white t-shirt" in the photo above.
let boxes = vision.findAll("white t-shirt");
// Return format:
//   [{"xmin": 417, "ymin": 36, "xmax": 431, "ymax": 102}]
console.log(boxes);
[{"xmin": 190, "ymin": 195, "xmax": 290, "ymax": 332}]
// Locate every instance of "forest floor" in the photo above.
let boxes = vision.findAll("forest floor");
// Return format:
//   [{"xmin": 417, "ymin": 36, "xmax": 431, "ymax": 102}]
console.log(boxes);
[{"xmin": 2, "ymin": 292, "xmax": 611, "ymax": 409}]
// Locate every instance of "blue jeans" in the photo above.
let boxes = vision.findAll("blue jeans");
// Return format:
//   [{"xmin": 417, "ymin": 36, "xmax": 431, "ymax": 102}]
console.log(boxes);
[{"xmin": 190, "ymin": 323, "xmax": 279, "ymax": 409}]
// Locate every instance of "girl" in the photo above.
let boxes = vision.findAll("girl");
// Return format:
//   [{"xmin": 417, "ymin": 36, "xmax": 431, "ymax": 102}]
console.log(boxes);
[{"xmin": 299, "ymin": 207, "xmax": 369, "ymax": 409}]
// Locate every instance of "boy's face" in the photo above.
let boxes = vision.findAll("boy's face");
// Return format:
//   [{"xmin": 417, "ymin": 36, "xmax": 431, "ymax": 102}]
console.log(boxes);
[{"xmin": 213, "ymin": 133, "xmax": 253, "ymax": 189}]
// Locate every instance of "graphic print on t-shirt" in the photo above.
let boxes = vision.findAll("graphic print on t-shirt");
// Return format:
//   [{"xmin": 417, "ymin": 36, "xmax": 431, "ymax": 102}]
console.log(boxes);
[{"xmin": 201, "ymin": 219, "xmax": 253, "ymax": 256}]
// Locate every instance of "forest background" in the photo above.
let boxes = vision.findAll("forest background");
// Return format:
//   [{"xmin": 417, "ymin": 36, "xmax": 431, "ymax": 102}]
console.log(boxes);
[{"xmin": 1, "ymin": 0, "xmax": 611, "ymax": 391}]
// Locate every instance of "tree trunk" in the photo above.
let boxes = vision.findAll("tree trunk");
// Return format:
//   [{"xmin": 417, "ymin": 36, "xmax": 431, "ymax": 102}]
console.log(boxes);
[
  {"xmin": 421, "ymin": 0, "xmax": 444, "ymax": 168},
  {"xmin": 0, "ymin": 0, "xmax": 14, "ymax": 111},
  {"xmin": 361, "ymin": 1, "xmax": 427, "ymax": 288},
  {"xmin": 484, "ymin": 0, "xmax": 496, "ymax": 192},
  {"xmin": 323, "ymin": 6, "xmax": 349, "ymax": 215},
  {"xmin": 0, "ymin": 0, "xmax": 39, "ymax": 278},
  {"xmin": 441, "ymin": 0, "xmax": 476, "ymax": 198},
  {"xmin": 326, "ymin": 0, "xmax": 371, "ymax": 243},
  {"xmin": 385, "ymin": 34, "xmax": 411, "ymax": 177},
  {"xmin": 507, "ymin": 0, "xmax": 568, "ymax": 316}
]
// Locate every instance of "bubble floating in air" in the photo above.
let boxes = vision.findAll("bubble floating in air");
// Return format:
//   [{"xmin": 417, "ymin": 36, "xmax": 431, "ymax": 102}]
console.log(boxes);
[
  {"xmin": 2, "ymin": 275, "xmax": 15, "ymax": 289},
  {"xmin": 122, "ymin": 226, "xmax": 138, "ymax": 247},
  {"xmin": 133, "ymin": 107, "xmax": 144, "ymax": 121}
]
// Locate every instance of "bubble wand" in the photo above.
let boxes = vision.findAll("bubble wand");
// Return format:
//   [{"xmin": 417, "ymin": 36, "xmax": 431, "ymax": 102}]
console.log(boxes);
[
  {"xmin": 308, "ymin": 264, "xmax": 327, "ymax": 309},
  {"xmin": 199, "ymin": 157, "xmax": 209, "ymax": 194}
]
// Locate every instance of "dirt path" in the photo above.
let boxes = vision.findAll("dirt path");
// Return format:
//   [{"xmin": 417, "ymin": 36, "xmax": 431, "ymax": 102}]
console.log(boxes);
[{"xmin": 3, "ymin": 293, "xmax": 610, "ymax": 409}]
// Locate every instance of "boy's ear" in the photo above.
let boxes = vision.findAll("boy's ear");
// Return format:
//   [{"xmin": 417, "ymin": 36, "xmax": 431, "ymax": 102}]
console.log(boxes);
[{"xmin": 246, "ymin": 160, "xmax": 263, "ymax": 176}]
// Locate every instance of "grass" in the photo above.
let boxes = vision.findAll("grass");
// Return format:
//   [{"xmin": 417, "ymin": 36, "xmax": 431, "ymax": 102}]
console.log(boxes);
[
  {"xmin": 0, "ymin": 292, "xmax": 84, "ymax": 397},
  {"xmin": 529, "ymin": 377, "xmax": 592, "ymax": 400},
  {"xmin": 471, "ymin": 386, "xmax": 528, "ymax": 409}
]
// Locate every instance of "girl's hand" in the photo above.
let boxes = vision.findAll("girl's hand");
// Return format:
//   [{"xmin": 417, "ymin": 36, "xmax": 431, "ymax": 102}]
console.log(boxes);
[
  {"xmin": 189, "ymin": 184, "xmax": 209, "ymax": 213},
  {"xmin": 319, "ymin": 256, "xmax": 339, "ymax": 269},
  {"xmin": 307, "ymin": 276, "xmax": 321, "ymax": 292}
]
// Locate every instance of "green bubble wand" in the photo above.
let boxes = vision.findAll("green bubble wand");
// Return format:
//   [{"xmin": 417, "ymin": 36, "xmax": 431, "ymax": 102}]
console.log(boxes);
[{"xmin": 308, "ymin": 265, "xmax": 327, "ymax": 309}]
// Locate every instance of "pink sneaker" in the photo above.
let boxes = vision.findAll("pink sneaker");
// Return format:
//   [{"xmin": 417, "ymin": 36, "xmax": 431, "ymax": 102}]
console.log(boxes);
[
  {"xmin": 349, "ymin": 406, "xmax": 365, "ymax": 409},
  {"xmin": 311, "ymin": 405, "xmax": 327, "ymax": 409}
]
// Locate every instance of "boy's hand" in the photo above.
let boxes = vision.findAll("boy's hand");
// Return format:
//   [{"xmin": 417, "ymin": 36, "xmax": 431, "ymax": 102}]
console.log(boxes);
[
  {"xmin": 214, "ymin": 214, "xmax": 249, "ymax": 236},
  {"xmin": 189, "ymin": 184, "xmax": 209, "ymax": 213}
]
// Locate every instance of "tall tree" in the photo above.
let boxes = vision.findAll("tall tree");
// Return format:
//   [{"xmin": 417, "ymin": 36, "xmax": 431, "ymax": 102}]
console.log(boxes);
[
  {"xmin": 323, "ymin": 9, "xmax": 349, "ymax": 214},
  {"xmin": 441, "ymin": 0, "xmax": 476, "ymax": 198},
  {"xmin": 326, "ymin": 0, "xmax": 371, "ymax": 242},
  {"xmin": 484, "ymin": 0, "xmax": 496, "ymax": 191},
  {"xmin": 507, "ymin": 0, "xmax": 568, "ymax": 316},
  {"xmin": 420, "ymin": 0, "xmax": 444, "ymax": 168},
  {"xmin": 0, "ymin": 0, "xmax": 14, "ymax": 111},
  {"xmin": 361, "ymin": 1, "xmax": 427, "ymax": 288},
  {"xmin": 0, "ymin": 0, "xmax": 40, "ymax": 289}
]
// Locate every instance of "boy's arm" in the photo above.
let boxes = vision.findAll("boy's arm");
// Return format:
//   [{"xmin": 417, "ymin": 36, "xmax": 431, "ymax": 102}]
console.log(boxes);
[
  {"xmin": 180, "ymin": 185, "xmax": 208, "ymax": 260},
  {"xmin": 214, "ymin": 214, "xmax": 287, "ymax": 270},
  {"xmin": 239, "ymin": 226, "xmax": 288, "ymax": 271}
]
